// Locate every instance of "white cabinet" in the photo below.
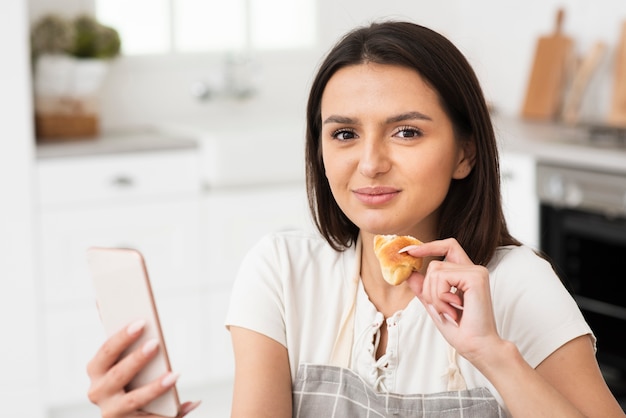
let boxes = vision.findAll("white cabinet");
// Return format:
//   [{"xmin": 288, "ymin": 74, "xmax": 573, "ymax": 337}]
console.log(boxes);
[
  {"xmin": 203, "ymin": 184, "xmax": 312, "ymax": 287},
  {"xmin": 35, "ymin": 148, "xmax": 209, "ymax": 412},
  {"xmin": 500, "ymin": 151, "xmax": 539, "ymax": 249},
  {"xmin": 200, "ymin": 182, "xmax": 313, "ymax": 382}
]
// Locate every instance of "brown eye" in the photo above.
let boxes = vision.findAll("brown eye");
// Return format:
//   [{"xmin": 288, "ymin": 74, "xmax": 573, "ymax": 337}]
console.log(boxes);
[
  {"xmin": 394, "ymin": 127, "xmax": 423, "ymax": 139},
  {"xmin": 333, "ymin": 129, "xmax": 357, "ymax": 141}
]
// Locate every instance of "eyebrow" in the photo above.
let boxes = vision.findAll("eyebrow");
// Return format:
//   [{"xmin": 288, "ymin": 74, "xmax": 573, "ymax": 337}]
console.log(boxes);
[
  {"xmin": 386, "ymin": 111, "xmax": 432, "ymax": 123},
  {"xmin": 322, "ymin": 111, "xmax": 432, "ymax": 125},
  {"xmin": 323, "ymin": 115, "xmax": 357, "ymax": 125}
]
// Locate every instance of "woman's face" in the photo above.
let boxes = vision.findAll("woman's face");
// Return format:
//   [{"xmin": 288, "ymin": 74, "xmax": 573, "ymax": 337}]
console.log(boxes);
[{"xmin": 320, "ymin": 62, "xmax": 473, "ymax": 241}]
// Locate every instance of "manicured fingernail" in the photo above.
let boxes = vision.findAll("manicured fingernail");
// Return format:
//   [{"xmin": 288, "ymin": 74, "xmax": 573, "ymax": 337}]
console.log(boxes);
[
  {"xmin": 127, "ymin": 319, "xmax": 146, "ymax": 335},
  {"xmin": 181, "ymin": 400, "xmax": 202, "ymax": 415},
  {"xmin": 428, "ymin": 304, "xmax": 444, "ymax": 324},
  {"xmin": 142, "ymin": 338, "xmax": 159, "ymax": 355},
  {"xmin": 449, "ymin": 302, "xmax": 464, "ymax": 311},
  {"xmin": 398, "ymin": 245, "xmax": 419, "ymax": 253},
  {"xmin": 443, "ymin": 313, "xmax": 460, "ymax": 327},
  {"xmin": 161, "ymin": 371, "xmax": 180, "ymax": 387}
]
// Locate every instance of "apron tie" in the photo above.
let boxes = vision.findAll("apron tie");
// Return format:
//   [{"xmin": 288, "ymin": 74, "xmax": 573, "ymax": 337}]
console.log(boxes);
[
  {"xmin": 446, "ymin": 345, "xmax": 467, "ymax": 391},
  {"xmin": 329, "ymin": 235, "xmax": 362, "ymax": 367}
]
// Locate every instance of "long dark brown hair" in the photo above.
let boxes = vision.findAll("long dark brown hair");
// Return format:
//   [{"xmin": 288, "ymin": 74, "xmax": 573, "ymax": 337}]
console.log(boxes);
[{"xmin": 305, "ymin": 20, "xmax": 520, "ymax": 266}]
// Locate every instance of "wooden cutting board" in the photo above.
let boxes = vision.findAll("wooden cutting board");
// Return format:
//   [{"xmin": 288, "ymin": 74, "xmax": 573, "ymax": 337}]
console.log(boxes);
[
  {"xmin": 561, "ymin": 41, "xmax": 607, "ymax": 124},
  {"xmin": 608, "ymin": 21, "xmax": 626, "ymax": 126},
  {"xmin": 521, "ymin": 9, "xmax": 575, "ymax": 121}
]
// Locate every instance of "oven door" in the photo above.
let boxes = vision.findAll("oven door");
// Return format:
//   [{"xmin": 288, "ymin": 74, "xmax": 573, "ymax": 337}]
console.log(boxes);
[{"xmin": 540, "ymin": 204, "xmax": 626, "ymax": 400}]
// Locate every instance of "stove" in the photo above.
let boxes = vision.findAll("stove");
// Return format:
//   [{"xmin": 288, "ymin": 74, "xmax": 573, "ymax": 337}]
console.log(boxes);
[
  {"xmin": 586, "ymin": 124, "xmax": 626, "ymax": 149},
  {"xmin": 537, "ymin": 161, "xmax": 626, "ymax": 408}
]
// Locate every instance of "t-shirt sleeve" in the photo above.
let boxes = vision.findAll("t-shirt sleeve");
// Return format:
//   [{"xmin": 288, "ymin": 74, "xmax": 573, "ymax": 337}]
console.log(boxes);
[
  {"xmin": 491, "ymin": 246, "xmax": 594, "ymax": 368},
  {"xmin": 224, "ymin": 234, "xmax": 288, "ymax": 347}
]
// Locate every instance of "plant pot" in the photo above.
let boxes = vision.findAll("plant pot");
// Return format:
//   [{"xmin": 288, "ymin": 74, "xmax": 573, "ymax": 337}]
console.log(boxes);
[{"xmin": 33, "ymin": 54, "xmax": 110, "ymax": 141}]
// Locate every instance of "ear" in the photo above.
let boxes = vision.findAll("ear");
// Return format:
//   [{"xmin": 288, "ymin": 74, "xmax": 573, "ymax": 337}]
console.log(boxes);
[{"xmin": 452, "ymin": 138, "xmax": 476, "ymax": 180}]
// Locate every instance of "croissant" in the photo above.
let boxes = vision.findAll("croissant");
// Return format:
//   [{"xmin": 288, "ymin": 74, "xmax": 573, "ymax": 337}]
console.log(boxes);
[{"xmin": 373, "ymin": 234, "xmax": 423, "ymax": 285}]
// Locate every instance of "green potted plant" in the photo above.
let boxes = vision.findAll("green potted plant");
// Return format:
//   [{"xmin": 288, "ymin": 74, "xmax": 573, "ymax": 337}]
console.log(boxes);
[{"xmin": 31, "ymin": 14, "xmax": 121, "ymax": 141}]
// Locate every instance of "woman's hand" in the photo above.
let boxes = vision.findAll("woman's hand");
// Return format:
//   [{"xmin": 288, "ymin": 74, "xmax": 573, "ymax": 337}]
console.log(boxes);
[
  {"xmin": 403, "ymin": 238, "xmax": 501, "ymax": 362},
  {"xmin": 86, "ymin": 319, "xmax": 200, "ymax": 418}
]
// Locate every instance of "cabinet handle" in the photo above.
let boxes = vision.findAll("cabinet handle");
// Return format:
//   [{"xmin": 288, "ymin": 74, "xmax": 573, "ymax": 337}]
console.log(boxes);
[{"xmin": 111, "ymin": 175, "xmax": 134, "ymax": 187}]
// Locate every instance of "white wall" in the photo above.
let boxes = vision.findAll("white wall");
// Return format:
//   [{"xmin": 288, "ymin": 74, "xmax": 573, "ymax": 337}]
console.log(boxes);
[
  {"xmin": 0, "ymin": 1, "xmax": 43, "ymax": 417},
  {"xmin": 27, "ymin": 0, "xmax": 626, "ymax": 131},
  {"xmin": 312, "ymin": 0, "xmax": 625, "ymax": 121}
]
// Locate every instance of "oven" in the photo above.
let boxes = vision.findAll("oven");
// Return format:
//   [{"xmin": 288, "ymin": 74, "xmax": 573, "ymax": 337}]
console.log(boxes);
[{"xmin": 537, "ymin": 162, "xmax": 626, "ymax": 405}]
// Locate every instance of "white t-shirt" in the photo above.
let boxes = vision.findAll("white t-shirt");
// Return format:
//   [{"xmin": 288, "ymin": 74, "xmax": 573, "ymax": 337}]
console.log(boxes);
[{"xmin": 225, "ymin": 230, "xmax": 593, "ymax": 409}]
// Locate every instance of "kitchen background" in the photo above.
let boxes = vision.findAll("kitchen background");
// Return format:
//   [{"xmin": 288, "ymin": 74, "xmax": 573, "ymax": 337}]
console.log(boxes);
[{"xmin": 2, "ymin": 0, "xmax": 626, "ymax": 417}]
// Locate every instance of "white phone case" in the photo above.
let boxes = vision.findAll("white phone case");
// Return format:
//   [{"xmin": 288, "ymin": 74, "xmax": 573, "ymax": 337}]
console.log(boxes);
[{"xmin": 86, "ymin": 247, "xmax": 181, "ymax": 418}]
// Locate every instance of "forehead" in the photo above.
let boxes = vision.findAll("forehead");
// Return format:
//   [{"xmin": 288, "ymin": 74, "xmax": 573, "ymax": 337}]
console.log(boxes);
[{"xmin": 320, "ymin": 62, "xmax": 444, "ymax": 118}]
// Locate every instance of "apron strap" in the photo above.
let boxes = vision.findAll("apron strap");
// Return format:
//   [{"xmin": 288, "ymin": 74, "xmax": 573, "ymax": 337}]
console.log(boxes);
[
  {"xmin": 329, "ymin": 235, "xmax": 361, "ymax": 367},
  {"xmin": 446, "ymin": 345, "xmax": 467, "ymax": 391}
]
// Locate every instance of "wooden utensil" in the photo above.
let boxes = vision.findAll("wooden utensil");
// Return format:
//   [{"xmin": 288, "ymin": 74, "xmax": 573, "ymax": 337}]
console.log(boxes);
[
  {"xmin": 521, "ymin": 8, "xmax": 575, "ymax": 121},
  {"xmin": 561, "ymin": 41, "xmax": 607, "ymax": 125},
  {"xmin": 608, "ymin": 21, "xmax": 626, "ymax": 126}
]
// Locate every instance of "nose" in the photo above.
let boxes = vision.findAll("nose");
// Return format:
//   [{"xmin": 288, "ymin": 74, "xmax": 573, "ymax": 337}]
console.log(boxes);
[{"xmin": 358, "ymin": 138, "xmax": 391, "ymax": 178}]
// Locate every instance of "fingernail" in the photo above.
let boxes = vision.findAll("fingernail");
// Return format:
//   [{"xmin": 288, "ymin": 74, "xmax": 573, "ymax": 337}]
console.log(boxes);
[
  {"xmin": 398, "ymin": 245, "xmax": 419, "ymax": 253},
  {"xmin": 127, "ymin": 319, "xmax": 146, "ymax": 335},
  {"xmin": 161, "ymin": 371, "xmax": 180, "ymax": 387},
  {"xmin": 449, "ymin": 302, "xmax": 464, "ymax": 311},
  {"xmin": 181, "ymin": 400, "xmax": 202, "ymax": 415},
  {"xmin": 442, "ymin": 313, "xmax": 460, "ymax": 327},
  {"xmin": 427, "ymin": 304, "xmax": 444, "ymax": 324},
  {"xmin": 142, "ymin": 338, "xmax": 159, "ymax": 355}
]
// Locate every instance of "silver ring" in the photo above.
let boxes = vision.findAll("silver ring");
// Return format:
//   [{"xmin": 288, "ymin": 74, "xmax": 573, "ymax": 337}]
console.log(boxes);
[{"xmin": 450, "ymin": 286, "xmax": 458, "ymax": 294}]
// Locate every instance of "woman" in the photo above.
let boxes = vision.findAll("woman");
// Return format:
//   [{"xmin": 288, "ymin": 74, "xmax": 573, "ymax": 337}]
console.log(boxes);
[
  {"xmin": 86, "ymin": 21, "xmax": 624, "ymax": 417},
  {"xmin": 225, "ymin": 21, "xmax": 624, "ymax": 417}
]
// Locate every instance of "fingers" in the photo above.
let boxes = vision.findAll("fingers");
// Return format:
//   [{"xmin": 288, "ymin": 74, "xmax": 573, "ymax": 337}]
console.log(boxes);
[
  {"xmin": 408, "ymin": 259, "xmax": 466, "ymax": 303},
  {"xmin": 87, "ymin": 339, "xmax": 162, "ymax": 408},
  {"xmin": 421, "ymin": 272, "xmax": 464, "ymax": 323},
  {"xmin": 86, "ymin": 320, "xmax": 201, "ymax": 417},
  {"xmin": 404, "ymin": 238, "xmax": 488, "ymax": 324},
  {"xmin": 180, "ymin": 400, "xmax": 202, "ymax": 417},
  {"xmin": 87, "ymin": 319, "xmax": 163, "ymax": 409},
  {"xmin": 114, "ymin": 370, "xmax": 181, "ymax": 417},
  {"xmin": 90, "ymin": 370, "xmax": 182, "ymax": 418},
  {"xmin": 404, "ymin": 239, "xmax": 500, "ymax": 356},
  {"xmin": 87, "ymin": 319, "xmax": 147, "ymax": 379},
  {"xmin": 104, "ymin": 338, "xmax": 162, "ymax": 393},
  {"xmin": 401, "ymin": 237, "xmax": 472, "ymax": 265},
  {"xmin": 409, "ymin": 283, "xmax": 463, "ymax": 326}
]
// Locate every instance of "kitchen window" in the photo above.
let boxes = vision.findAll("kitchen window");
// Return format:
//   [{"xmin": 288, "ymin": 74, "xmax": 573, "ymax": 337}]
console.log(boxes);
[{"xmin": 95, "ymin": 0, "xmax": 317, "ymax": 55}]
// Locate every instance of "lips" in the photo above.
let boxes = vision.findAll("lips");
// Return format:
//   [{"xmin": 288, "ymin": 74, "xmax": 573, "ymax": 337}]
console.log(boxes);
[{"xmin": 353, "ymin": 186, "xmax": 400, "ymax": 205}]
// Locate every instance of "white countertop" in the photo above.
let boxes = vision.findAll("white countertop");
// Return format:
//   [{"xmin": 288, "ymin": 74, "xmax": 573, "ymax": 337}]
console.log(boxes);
[
  {"xmin": 36, "ymin": 130, "xmax": 198, "ymax": 159},
  {"xmin": 155, "ymin": 120, "xmax": 306, "ymax": 187},
  {"xmin": 493, "ymin": 114, "xmax": 626, "ymax": 174}
]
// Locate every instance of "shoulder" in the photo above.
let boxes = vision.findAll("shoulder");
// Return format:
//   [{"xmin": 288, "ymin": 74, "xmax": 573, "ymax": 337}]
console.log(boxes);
[
  {"xmin": 487, "ymin": 244, "xmax": 581, "ymax": 299},
  {"xmin": 239, "ymin": 230, "xmax": 358, "ymax": 288},
  {"xmin": 487, "ymin": 245, "xmax": 560, "ymax": 290},
  {"xmin": 253, "ymin": 229, "xmax": 336, "ymax": 254},
  {"xmin": 488, "ymin": 245, "xmax": 552, "ymax": 274},
  {"xmin": 227, "ymin": 230, "xmax": 359, "ymax": 351},
  {"xmin": 247, "ymin": 230, "xmax": 352, "ymax": 266},
  {"xmin": 486, "ymin": 245, "xmax": 592, "ymax": 367},
  {"xmin": 486, "ymin": 244, "xmax": 566, "ymax": 302}
]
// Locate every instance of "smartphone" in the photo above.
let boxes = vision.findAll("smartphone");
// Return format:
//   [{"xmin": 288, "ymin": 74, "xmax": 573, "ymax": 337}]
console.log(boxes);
[{"xmin": 86, "ymin": 247, "xmax": 181, "ymax": 418}]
